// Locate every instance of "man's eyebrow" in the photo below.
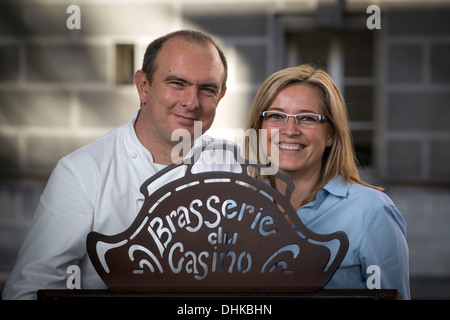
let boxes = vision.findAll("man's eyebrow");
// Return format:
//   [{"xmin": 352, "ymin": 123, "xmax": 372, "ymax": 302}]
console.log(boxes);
[
  {"xmin": 164, "ymin": 75, "xmax": 191, "ymax": 85},
  {"xmin": 200, "ymin": 82, "xmax": 220, "ymax": 90},
  {"xmin": 164, "ymin": 75, "xmax": 220, "ymax": 90}
]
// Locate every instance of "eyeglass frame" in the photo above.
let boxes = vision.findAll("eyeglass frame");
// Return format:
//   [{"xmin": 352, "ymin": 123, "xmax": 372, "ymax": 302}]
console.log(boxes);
[{"xmin": 260, "ymin": 110, "xmax": 330, "ymax": 127}]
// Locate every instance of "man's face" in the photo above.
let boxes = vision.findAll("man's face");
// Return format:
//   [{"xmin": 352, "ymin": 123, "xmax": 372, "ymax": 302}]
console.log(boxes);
[{"xmin": 135, "ymin": 37, "xmax": 226, "ymax": 157}]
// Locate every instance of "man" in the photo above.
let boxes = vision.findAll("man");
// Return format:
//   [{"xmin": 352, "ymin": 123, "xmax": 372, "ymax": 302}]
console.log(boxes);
[
  {"xmin": 134, "ymin": 30, "xmax": 227, "ymax": 165},
  {"xmin": 3, "ymin": 30, "xmax": 231, "ymax": 299}
]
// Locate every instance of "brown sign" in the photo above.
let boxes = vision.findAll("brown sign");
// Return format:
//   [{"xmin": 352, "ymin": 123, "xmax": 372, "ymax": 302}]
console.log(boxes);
[{"xmin": 87, "ymin": 143, "xmax": 348, "ymax": 292}]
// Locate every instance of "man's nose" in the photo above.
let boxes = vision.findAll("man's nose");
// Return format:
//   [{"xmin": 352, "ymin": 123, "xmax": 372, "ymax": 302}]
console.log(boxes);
[{"xmin": 181, "ymin": 86, "xmax": 200, "ymax": 110}]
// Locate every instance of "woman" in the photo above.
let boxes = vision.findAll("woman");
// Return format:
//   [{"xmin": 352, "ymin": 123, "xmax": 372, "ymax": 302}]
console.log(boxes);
[{"xmin": 246, "ymin": 64, "xmax": 410, "ymax": 299}]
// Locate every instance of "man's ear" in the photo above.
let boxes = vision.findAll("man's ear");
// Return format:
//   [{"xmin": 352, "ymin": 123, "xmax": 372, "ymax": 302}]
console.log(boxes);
[
  {"xmin": 218, "ymin": 86, "xmax": 227, "ymax": 102},
  {"xmin": 134, "ymin": 70, "xmax": 148, "ymax": 105}
]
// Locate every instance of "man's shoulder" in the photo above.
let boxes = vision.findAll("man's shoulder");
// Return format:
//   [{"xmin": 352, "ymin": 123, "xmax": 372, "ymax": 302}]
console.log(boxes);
[{"xmin": 65, "ymin": 123, "xmax": 128, "ymax": 165}]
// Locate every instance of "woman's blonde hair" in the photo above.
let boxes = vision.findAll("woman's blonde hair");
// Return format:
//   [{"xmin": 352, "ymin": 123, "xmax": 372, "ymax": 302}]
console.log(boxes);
[{"xmin": 245, "ymin": 64, "xmax": 382, "ymax": 203}]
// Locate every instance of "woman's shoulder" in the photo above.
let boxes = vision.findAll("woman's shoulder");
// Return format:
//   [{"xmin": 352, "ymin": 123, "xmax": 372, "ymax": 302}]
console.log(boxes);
[
  {"xmin": 348, "ymin": 181, "xmax": 395, "ymax": 207},
  {"xmin": 347, "ymin": 180, "xmax": 406, "ymax": 233},
  {"xmin": 325, "ymin": 175, "xmax": 392, "ymax": 206}
]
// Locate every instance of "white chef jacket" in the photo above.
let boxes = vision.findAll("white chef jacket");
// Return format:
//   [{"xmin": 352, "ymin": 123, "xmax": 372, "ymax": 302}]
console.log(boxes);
[{"xmin": 2, "ymin": 112, "xmax": 240, "ymax": 300}]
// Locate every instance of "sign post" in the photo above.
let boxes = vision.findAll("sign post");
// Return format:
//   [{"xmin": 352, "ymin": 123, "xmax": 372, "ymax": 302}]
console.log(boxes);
[{"xmin": 86, "ymin": 143, "xmax": 349, "ymax": 292}]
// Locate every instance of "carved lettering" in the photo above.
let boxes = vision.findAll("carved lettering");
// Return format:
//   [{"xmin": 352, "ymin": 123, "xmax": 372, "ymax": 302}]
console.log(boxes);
[{"xmin": 86, "ymin": 144, "xmax": 349, "ymax": 290}]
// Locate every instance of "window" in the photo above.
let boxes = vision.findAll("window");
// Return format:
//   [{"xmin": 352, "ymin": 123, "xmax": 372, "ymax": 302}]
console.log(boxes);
[
  {"xmin": 285, "ymin": 30, "xmax": 374, "ymax": 166},
  {"xmin": 115, "ymin": 44, "xmax": 134, "ymax": 85}
]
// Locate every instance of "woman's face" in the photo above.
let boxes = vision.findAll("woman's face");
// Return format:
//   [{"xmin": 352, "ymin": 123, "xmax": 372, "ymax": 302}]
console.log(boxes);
[{"xmin": 261, "ymin": 83, "xmax": 334, "ymax": 179}]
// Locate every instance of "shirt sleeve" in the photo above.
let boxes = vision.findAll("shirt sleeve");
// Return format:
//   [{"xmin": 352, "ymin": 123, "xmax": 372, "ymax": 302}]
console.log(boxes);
[
  {"xmin": 360, "ymin": 203, "xmax": 410, "ymax": 299},
  {"xmin": 2, "ymin": 156, "xmax": 94, "ymax": 300}
]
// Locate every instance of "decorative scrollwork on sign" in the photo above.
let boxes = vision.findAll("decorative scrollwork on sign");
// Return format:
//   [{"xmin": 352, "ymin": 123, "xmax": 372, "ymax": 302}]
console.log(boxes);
[{"xmin": 87, "ymin": 142, "xmax": 349, "ymax": 292}]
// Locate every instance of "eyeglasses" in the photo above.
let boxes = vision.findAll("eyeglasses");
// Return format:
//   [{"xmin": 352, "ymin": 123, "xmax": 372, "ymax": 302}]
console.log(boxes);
[{"xmin": 260, "ymin": 110, "xmax": 329, "ymax": 128}]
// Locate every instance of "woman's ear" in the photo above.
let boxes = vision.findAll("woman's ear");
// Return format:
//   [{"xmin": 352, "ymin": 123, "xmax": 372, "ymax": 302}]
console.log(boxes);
[
  {"xmin": 134, "ymin": 70, "xmax": 148, "ymax": 106},
  {"xmin": 326, "ymin": 125, "xmax": 335, "ymax": 147}
]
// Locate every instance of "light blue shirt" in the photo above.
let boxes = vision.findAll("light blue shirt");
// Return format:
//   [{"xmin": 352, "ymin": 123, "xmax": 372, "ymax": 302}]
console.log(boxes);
[{"xmin": 297, "ymin": 175, "xmax": 410, "ymax": 299}]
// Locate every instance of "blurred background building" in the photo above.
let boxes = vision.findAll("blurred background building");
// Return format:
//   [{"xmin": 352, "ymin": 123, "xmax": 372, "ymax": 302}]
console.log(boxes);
[{"xmin": 0, "ymin": 0, "xmax": 449, "ymax": 299}]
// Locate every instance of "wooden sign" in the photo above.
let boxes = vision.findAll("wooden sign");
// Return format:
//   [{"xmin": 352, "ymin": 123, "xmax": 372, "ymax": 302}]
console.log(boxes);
[{"xmin": 87, "ymin": 143, "xmax": 348, "ymax": 292}]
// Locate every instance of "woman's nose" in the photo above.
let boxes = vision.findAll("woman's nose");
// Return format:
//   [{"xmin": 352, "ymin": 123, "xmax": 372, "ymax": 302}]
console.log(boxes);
[{"xmin": 281, "ymin": 116, "xmax": 301, "ymax": 135}]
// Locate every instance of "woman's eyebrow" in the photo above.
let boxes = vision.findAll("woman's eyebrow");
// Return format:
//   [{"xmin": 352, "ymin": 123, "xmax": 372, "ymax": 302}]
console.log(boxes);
[{"xmin": 267, "ymin": 107, "xmax": 317, "ymax": 113}]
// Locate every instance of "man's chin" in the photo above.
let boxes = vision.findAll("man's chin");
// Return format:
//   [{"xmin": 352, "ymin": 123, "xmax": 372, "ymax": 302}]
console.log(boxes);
[{"xmin": 170, "ymin": 121, "xmax": 204, "ymax": 143}]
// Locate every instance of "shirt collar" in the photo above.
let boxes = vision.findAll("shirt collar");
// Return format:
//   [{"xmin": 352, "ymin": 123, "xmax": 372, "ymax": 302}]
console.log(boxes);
[
  {"xmin": 322, "ymin": 174, "xmax": 351, "ymax": 198},
  {"xmin": 125, "ymin": 111, "xmax": 160, "ymax": 165},
  {"xmin": 126, "ymin": 111, "xmax": 141, "ymax": 149},
  {"xmin": 124, "ymin": 111, "xmax": 217, "ymax": 169}
]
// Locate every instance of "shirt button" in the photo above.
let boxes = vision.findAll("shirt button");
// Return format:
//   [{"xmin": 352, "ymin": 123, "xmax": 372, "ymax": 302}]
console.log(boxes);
[{"xmin": 130, "ymin": 151, "xmax": 137, "ymax": 159}]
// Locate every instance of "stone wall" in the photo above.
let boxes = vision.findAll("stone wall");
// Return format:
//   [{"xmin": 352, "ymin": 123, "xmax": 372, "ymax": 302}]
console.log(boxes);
[
  {"xmin": 1, "ymin": 0, "xmax": 449, "ymax": 298},
  {"xmin": 379, "ymin": 8, "xmax": 450, "ymax": 184}
]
